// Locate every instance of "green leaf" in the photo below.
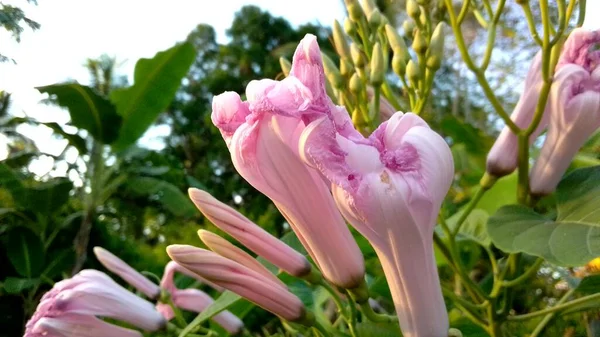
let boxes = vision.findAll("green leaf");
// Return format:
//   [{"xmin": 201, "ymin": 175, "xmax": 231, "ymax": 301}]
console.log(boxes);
[
  {"xmin": 356, "ymin": 321, "xmax": 402, "ymax": 337},
  {"xmin": 280, "ymin": 231, "xmax": 308, "ymax": 256},
  {"xmin": 4, "ymin": 228, "xmax": 45, "ymax": 278},
  {"xmin": 476, "ymin": 172, "xmax": 517, "ymax": 215},
  {"xmin": 41, "ymin": 122, "xmax": 88, "ymax": 154},
  {"xmin": 2, "ymin": 277, "xmax": 39, "ymax": 294},
  {"xmin": 0, "ymin": 163, "xmax": 26, "ymax": 203},
  {"xmin": 126, "ymin": 177, "xmax": 197, "ymax": 217},
  {"xmin": 487, "ymin": 166, "xmax": 600, "ymax": 266},
  {"xmin": 447, "ymin": 209, "xmax": 490, "ymax": 246},
  {"xmin": 189, "ymin": 291, "xmax": 241, "ymax": 325},
  {"xmin": 110, "ymin": 42, "xmax": 196, "ymax": 150},
  {"xmin": 22, "ymin": 178, "xmax": 73, "ymax": 216},
  {"xmin": 575, "ymin": 274, "xmax": 600, "ymax": 295},
  {"xmin": 37, "ymin": 84, "xmax": 121, "ymax": 143},
  {"xmin": 1, "ymin": 152, "xmax": 36, "ymax": 168}
]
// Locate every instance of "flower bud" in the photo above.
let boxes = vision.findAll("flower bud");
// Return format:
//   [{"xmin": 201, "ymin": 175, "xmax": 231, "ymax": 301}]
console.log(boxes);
[
  {"xmin": 333, "ymin": 20, "xmax": 351, "ymax": 59},
  {"xmin": 198, "ymin": 229, "xmax": 285, "ymax": 287},
  {"xmin": 426, "ymin": 22, "xmax": 446, "ymax": 70},
  {"xmin": 340, "ymin": 58, "xmax": 354, "ymax": 77},
  {"xmin": 344, "ymin": 18, "xmax": 357, "ymax": 36},
  {"xmin": 368, "ymin": 9, "xmax": 383, "ymax": 30},
  {"xmin": 361, "ymin": 0, "xmax": 377, "ymax": 17},
  {"xmin": 370, "ymin": 42, "xmax": 385, "ymax": 86},
  {"xmin": 403, "ymin": 20, "xmax": 416, "ymax": 38},
  {"xmin": 392, "ymin": 53, "xmax": 407, "ymax": 77},
  {"xmin": 348, "ymin": 2, "xmax": 364, "ymax": 22},
  {"xmin": 412, "ymin": 29, "xmax": 428, "ymax": 54},
  {"xmin": 322, "ymin": 53, "xmax": 344, "ymax": 89},
  {"xmin": 407, "ymin": 0, "xmax": 421, "ymax": 19},
  {"xmin": 351, "ymin": 43, "xmax": 367, "ymax": 68},
  {"xmin": 349, "ymin": 73, "xmax": 364, "ymax": 94},
  {"xmin": 385, "ymin": 25, "xmax": 410, "ymax": 61},
  {"xmin": 279, "ymin": 57, "xmax": 291, "ymax": 77},
  {"xmin": 352, "ymin": 108, "xmax": 367, "ymax": 126},
  {"xmin": 407, "ymin": 59, "xmax": 420, "ymax": 87}
]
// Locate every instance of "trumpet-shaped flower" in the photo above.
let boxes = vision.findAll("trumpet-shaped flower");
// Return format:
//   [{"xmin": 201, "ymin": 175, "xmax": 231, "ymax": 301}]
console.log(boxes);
[
  {"xmin": 93, "ymin": 247, "xmax": 160, "ymax": 299},
  {"xmin": 211, "ymin": 34, "xmax": 364, "ymax": 289},
  {"xmin": 198, "ymin": 229, "xmax": 285, "ymax": 287},
  {"xmin": 189, "ymin": 188, "xmax": 311, "ymax": 277},
  {"xmin": 27, "ymin": 314, "xmax": 143, "ymax": 337},
  {"xmin": 167, "ymin": 245, "xmax": 305, "ymax": 321},
  {"xmin": 299, "ymin": 112, "xmax": 453, "ymax": 337},
  {"xmin": 25, "ymin": 270, "xmax": 165, "ymax": 337}
]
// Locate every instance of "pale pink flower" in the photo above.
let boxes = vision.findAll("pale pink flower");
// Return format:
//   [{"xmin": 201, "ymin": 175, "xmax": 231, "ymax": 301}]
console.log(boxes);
[
  {"xmin": 211, "ymin": 34, "xmax": 365, "ymax": 289},
  {"xmin": 167, "ymin": 245, "xmax": 305, "ymax": 321},
  {"xmin": 198, "ymin": 229, "xmax": 285, "ymax": 287},
  {"xmin": 160, "ymin": 261, "xmax": 224, "ymax": 292},
  {"xmin": 299, "ymin": 111, "xmax": 453, "ymax": 337},
  {"xmin": 27, "ymin": 314, "xmax": 143, "ymax": 337},
  {"xmin": 93, "ymin": 247, "xmax": 160, "ymax": 299},
  {"xmin": 24, "ymin": 270, "xmax": 165, "ymax": 337},
  {"xmin": 188, "ymin": 188, "xmax": 311, "ymax": 277}
]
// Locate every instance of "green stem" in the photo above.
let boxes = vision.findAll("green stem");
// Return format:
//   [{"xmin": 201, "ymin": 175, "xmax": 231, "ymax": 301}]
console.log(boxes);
[
  {"xmin": 577, "ymin": 0, "xmax": 587, "ymax": 27},
  {"xmin": 320, "ymin": 280, "xmax": 349, "ymax": 319},
  {"xmin": 502, "ymin": 258, "xmax": 543, "ymax": 288},
  {"xmin": 359, "ymin": 301, "xmax": 398, "ymax": 323},
  {"xmin": 452, "ymin": 186, "xmax": 488, "ymax": 237},
  {"xmin": 529, "ymin": 289, "xmax": 575, "ymax": 337},
  {"xmin": 442, "ymin": 287, "xmax": 488, "ymax": 329},
  {"xmin": 479, "ymin": 0, "xmax": 505, "ymax": 71},
  {"xmin": 520, "ymin": 3, "xmax": 542, "ymax": 45},
  {"xmin": 314, "ymin": 320, "xmax": 333, "ymax": 337},
  {"xmin": 372, "ymin": 85, "xmax": 381, "ymax": 127},
  {"xmin": 516, "ymin": 135, "xmax": 529, "ymax": 205},
  {"xmin": 168, "ymin": 297, "xmax": 188, "ymax": 329},
  {"xmin": 508, "ymin": 290, "xmax": 600, "ymax": 321},
  {"xmin": 347, "ymin": 291, "xmax": 360, "ymax": 337}
]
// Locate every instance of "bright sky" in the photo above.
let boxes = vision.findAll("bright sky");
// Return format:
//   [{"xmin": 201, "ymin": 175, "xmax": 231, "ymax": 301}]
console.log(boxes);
[{"xmin": 0, "ymin": 1, "xmax": 599, "ymax": 175}]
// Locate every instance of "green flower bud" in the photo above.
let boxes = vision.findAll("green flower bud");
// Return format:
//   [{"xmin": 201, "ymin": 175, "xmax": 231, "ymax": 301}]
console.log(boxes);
[
  {"xmin": 344, "ymin": 18, "xmax": 356, "ymax": 36},
  {"xmin": 348, "ymin": 3, "xmax": 364, "ymax": 22},
  {"xmin": 416, "ymin": 0, "xmax": 429, "ymax": 4},
  {"xmin": 351, "ymin": 43, "xmax": 367, "ymax": 68},
  {"xmin": 407, "ymin": 0, "xmax": 421, "ymax": 19},
  {"xmin": 361, "ymin": 0, "xmax": 377, "ymax": 17},
  {"xmin": 392, "ymin": 53, "xmax": 407, "ymax": 76},
  {"xmin": 340, "ymin": 58, "xmax": 354, "ymax": 77},
  {"xmin": 419, "ymin": 8, "xmax": 428, "ymax": 27},
  {"xmin": 349, "ymin": 73, "xmax": 363, "ymax": 94},
  {"xmin": 368, "ymin": 8, "xmax": 383, "ymax": 30},
  {"xmin": 333, "ymin": 20, "xmax": 351, "ymax": 58},
  {"xmin": 279, "ymin": 57, "xmax": 291, "ymax": 77},
  {"xmin": 352, "ymin": 108, "xmax": 367, "ymax": 126},
  {"xmin": 412, "ymin": 29, "xmax": 427, "ymax": 54},
  {"xmin": 321, "ymin": 53, "xmax": 344, "ymax": 89},
  {"xmin": 370, "ymin": 42, "xmax": 385, "ymax": 86},
  {"xmin": 406, "ymin": 59, "xmax": 420, "ymax": 87},
  {"xmin": 385, "ymin": 24, "xmax": 410, "ymax": 62},
  {"xmin": 426, "ymin": 22, "xmax": 445, "ymax": 70},
  {"xmin": 403, "ymin": 20, "xmax": 416, "ymax": 38}
]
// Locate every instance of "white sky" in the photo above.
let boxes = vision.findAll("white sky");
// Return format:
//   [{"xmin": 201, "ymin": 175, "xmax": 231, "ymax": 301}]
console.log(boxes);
[{"xmin": 0, "ymin": 0, "xmax": 599, "ymax": 175}]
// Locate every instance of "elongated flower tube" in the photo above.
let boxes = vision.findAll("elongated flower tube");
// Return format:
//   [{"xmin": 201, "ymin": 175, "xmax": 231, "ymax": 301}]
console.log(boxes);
[
  {"xmin": 211, "ymin": 34, "xmax": 365, "ymax": 289},
  {"xmin": 530, "ymin": 66, "xmax": 600, "ymax": 194},
  {"xmin": 24, "ymin": 270, "xmax": 166, "ymax": 337},
  {"xmin": 160, "ymin": 260, "xmax": 224, "ymax": 292},
  {"xmin": 156, "ymin": 289, "xmax": 243, "ymax": 334},
  {"xmin": 93, "ymin": 247, "xmax": 160, "ymax": 299},
  {"xmin": 26, "ymin": 314, "xmax": 143, "ymax": 337},
  {"xmin": 189, "ymin": 188, "xmax": 311, "ymax": 278},
  {"xmin": 299, "ymin": 112, "xmax": 453, "ymax": 337},
  {"xmin": 167, "ymin": 245, "xmax": 305, "ymax": 322},
  {"xmin": 198, "ymin": 229, "xmax": 285, "ymax": 287}
]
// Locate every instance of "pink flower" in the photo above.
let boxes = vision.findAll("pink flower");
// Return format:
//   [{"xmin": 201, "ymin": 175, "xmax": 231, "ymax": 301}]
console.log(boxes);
[
  {"xmin": 198, "ymin": 229, "xmax": 285, "ymax": 287},
  {"xmin": 156, "ymin": 289, "xmax": 243, "ymax": 334},
  {"xmin": 189, "ymin": 188, "xmax": 311, "ymax": 277},
  {"xmin": 211, "ymin": 34, "xmax": 365, "ymax": 289},
  {"xmin": 93, "ymin": 247, "xmax": 160, "ymax": 299},
  {"xmin": 27, "ymin": 314, "xmax": 143, "ymax": 337},
  {"xmin": 25, "ymin": 270, "xmax": 165, "ymax": 337},
  {"xmin": 487, "ymin": 28, "xmax": 600, "ymax": 177},
  {"xmin": 530, "ymin": 65, "xmax": 600, "ymax": 194},
  {"xmin": 300, "ymin": 112, "xmax": 453, "ymax": 337},
  {"xmin": 167, "ymin": 245, "xmax": 305, "ymax": 322},
  {"xmin": 160, "ymin": 261, "xmax": 224, "ymax": 292}
]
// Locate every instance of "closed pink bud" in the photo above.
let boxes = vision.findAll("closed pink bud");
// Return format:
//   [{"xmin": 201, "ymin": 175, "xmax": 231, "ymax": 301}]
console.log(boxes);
[
  {"xmin": 167, "ymin": 245, "xmax": 305, "ymax": 321},
  {"xmin": 25, "ymin": 270, "xmax": 165, "ymax": 337},
  {"xmin": 530, "ymin": 65, "xmax": 600, "ymax": 194},
  {"xmin": 300, "ymin": 112, "xmax": 453, "ymax": 337},
  {"xmin": 198, "ymin": 230, "xmax": 284, "ymax": 287},
  {"xmin": 27, "ymin": 313, "xmax": 143, "ymax": 337},
  {"xmin": 189, "ymin": 188, "xmax": 311, "ymax": 277},
  {"xmin": 211, "ymin": 34, "xmax": 365, "ymax": 289},
  {"xmin": 160, "ymin": 261, "xmax": 224, "ymax": 292},
  {"xmin": 93, "ymin": 247, "xmax": 160, "ymax": 299}
]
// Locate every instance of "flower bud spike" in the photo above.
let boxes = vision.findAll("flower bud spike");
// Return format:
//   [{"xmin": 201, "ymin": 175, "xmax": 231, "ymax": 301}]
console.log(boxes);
[
  {"xmin": 407, "ymin": 0, "xmax": 421, "ymax": 19},
  {"xmin": 333, "ymin": 20, "xmax": 351, "ymax": 59},
  {"xmin": 322, "ymin": 53, "xmax": 344, "ymax": 89},
  {"xmin": 427, "ymin": 22, "xmax": 446, "ymax": 70},
  {"xmin": 370, "ymin": 42, "xmax": 385, "ymax": 86},
  {"xmin": 412, "ymin": 29, "xmax": 428, "ymax": 55},
  {"xmin": 351, "ymin": 43, "xmax": 367, "ymax": 68}
]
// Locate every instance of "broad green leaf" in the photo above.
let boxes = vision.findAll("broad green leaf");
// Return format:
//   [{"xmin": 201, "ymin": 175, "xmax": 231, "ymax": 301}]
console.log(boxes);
[
  {"xmin": 280, "ymin": 230, "xmax": 308, "ymax": 256},
  {"xmin": 2, "ymin": 277, "xmax": 39, "ymax": 294},
  {"xmin": 356, "ymin": 321, "xmax": 402, "ymax": 337},
  {"xmin": 575, "ymin": 274, "xmax": 600, "ymax": 295},
  {"xmin": 447, "ymin": 209, "xmax": 490, "ymax": 246},
  {"xmin": 126, "ymin": 177, "xmax": 197, "ymax": 217},
  {"xmin": 1, "ymin": 152, "xmax": 36, "ymax": 168},
  {"xmin": 41, "ymin": 122, "xmax": 88, "ymax": 154},
  {"xmin": 476, "ymin": 172, "xmax": 517, "ymax": 215},
  {"xmin": 37, "ymin": 84, "xmax": 121, "ymax": 143},
  {"xmin": 0, "ymin": 163, "xmax": 26, "ymax": 204},
  {"xmin": 22, "ymin": 178, "xmax": 73, "ymax": 216},
  {"xmin": 487, "ymin": 166, "xmax": 600, "ymax": 266},
  {"xmin": 110, "ymin": 42, "xmax": 196, "ymax": 149},
  {"xmin": 5, "ymin": 228, "xmax": 45, "ymax": 278}
]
